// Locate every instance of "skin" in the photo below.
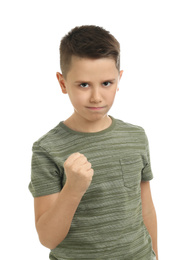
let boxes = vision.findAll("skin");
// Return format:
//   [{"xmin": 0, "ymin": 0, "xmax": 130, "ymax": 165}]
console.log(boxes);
[
  {"xmin": 34, "ymin": 56, "xmax": 158, "ymax": 258},
  {"xmin": 56, "ymin": 56, "xmax": 123, "ymax": 133},
  {"xmin": 141, "ymin": 181, "xmax": 158, "ymax": 259}
]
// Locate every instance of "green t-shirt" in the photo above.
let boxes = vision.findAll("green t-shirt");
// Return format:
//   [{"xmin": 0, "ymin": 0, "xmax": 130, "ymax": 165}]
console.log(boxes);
[{"xmin": 29, "ymin": 116, "xmax": 156, "ymax": 260}]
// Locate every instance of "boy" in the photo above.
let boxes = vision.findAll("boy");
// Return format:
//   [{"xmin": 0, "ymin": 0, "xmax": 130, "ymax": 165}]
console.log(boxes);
[{"xmin": 29, "ymin": 25, "xmax": 158, "ymax": 260}]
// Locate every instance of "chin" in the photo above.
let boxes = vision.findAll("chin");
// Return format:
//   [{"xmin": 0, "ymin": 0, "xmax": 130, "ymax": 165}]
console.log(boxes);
[{"xmin": 88, "ymin": 113, "xmax": 108, "ymax": 122}]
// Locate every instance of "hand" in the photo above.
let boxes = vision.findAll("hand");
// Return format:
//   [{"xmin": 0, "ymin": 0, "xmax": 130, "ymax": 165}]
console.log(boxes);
[{"xmin": 63, "ymin": 153, "xmax": 94, "ymax": 197}]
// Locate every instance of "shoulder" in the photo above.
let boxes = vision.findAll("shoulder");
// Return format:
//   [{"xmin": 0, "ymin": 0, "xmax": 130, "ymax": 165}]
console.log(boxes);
[
  {"xmin": 114, "ymin": 117, "xmax": 145, "ymax": 133},
  {"xmin": 32, "ymin": 122, "xmax": 66, "ymax": 153},
  {"xmin": 113, "ymin": 117, "xmax": 148, "ymax": 145}
]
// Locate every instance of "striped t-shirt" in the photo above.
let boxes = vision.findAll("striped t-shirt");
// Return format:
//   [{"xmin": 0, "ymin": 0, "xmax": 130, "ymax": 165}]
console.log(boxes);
[{"xmin": 29, "ymin": 116, "xmax": 156, "ymax": 260}]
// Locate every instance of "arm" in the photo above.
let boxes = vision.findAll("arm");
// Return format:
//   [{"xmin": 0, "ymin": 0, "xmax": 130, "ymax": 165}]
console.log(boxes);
[
  {"xmin": 140, "ymin": 181, "xmax": 158, "ymax": 260},
  {"xmin": 34, "ymin": 153, "xmax": 94, "ymax": 249}
]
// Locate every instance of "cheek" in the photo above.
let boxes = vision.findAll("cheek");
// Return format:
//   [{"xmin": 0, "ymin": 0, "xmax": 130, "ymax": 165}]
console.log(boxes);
[
  {"xmin": 69, "ymin": 91, "xmax": 86, "ymax": 107},
  {"xmin": 105, "ymin": 88, "xmax": 117, "ymax": 103}
]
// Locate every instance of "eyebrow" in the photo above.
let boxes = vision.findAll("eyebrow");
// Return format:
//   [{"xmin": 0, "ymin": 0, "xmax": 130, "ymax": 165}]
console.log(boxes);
[{"xmin": 74, "ymin": 79, "xmax": 116, "ymax": 84}]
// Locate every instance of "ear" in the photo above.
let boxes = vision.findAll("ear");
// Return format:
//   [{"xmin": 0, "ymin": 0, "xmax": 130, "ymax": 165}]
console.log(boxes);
[
  {"xmin": 56, "ymin": 72, "xmax": 68, "ymax": 94},
  {"xmin": 117, "ymin": 70, "xmax": 124, "ymax": 91},
  {"xmin": 119, "ymin": 70, "xmax": 123, "ymax": 80}
]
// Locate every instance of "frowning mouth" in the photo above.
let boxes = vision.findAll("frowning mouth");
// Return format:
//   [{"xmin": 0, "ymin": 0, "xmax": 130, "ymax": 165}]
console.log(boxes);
[{"xmin": 86, "ymin": 106, "xmax": 106, "ymax": 110}]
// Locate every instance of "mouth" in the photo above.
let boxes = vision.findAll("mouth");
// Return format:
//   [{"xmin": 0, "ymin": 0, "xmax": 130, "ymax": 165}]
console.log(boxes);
[{"xmin": 86, "ymin": 106, "xmax": 106, "ymax": 111}]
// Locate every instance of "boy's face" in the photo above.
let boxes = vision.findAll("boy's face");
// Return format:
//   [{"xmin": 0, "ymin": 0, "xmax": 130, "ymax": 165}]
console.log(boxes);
[{"xmin": 57, "ymin": 56, "xmax": 123, "ymax": 124}]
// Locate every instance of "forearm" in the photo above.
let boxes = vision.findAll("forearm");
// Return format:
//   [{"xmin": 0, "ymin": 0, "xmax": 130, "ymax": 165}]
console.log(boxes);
[
  {"xmin": 143, "ymin": 206, "xmax": 158, "ymax": 259},
  {"xmin": 36, "ymin": 184, "xmax": 82, "ymax": 249}
]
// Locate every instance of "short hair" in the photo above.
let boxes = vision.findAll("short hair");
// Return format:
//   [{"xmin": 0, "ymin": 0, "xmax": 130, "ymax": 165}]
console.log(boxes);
[{"xmin": 59, "ymin": 25, "xmax": 120, "ymax": 78}]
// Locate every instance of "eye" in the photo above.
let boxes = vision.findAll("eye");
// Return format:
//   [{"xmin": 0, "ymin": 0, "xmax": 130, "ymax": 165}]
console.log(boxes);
[
  {"xmin": 80, "ymin": 83, "xmax": 89, "ymax": 88},
  {"xmin": 102, "ymin": 81, "xmax": 112, "ymax": 87}
]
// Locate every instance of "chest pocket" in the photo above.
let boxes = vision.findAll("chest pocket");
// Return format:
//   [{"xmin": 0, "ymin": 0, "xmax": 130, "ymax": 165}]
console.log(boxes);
[{"xmin": 120, "ymin": 156, "xmax": 143, "ymax": 189}]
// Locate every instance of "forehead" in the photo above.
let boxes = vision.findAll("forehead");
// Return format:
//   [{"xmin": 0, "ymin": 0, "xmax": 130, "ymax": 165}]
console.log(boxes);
[{"xmin": 67, "ymin": 56, "xmax": 118, "ymax": 80}]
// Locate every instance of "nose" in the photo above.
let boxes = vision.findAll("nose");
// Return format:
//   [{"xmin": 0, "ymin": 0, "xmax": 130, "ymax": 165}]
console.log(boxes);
[{"xmin": 89, "ymin": 87, "xmax": 102, "ymax": 103}]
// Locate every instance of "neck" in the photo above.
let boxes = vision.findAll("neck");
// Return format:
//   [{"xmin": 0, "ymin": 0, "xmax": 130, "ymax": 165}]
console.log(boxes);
[{"xmin": 64, "ymin": 113, "xmax": 112, "ymax": 133}]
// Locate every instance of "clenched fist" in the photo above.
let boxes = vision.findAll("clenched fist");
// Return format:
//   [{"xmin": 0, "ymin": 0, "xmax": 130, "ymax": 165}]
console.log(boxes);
[{"xmin": 63, "ymin": 153, "xmax": 94, "ymax": 197}]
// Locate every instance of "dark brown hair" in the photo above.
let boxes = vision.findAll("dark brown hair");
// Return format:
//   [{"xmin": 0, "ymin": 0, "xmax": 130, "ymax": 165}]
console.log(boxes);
[{"xmin": 59, "ymin": 25, "xmax": 120, "ymax": 78}]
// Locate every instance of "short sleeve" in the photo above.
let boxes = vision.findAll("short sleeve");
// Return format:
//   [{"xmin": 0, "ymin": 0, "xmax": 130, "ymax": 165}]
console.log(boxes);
[
  {"xmin": 141, "ymin": 132, "xmax": 153, "ymax": 181},
  {"xmin": 28, "ymin": 142, "xmax": 63, "ymax": 197}
]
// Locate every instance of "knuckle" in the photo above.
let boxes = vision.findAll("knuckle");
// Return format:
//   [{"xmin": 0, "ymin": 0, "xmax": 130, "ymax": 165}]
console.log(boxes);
[
  {"xmin": 71, "ymin": 165, "xmax": 78, "ymax": 173},
  {"xmin": 90, "ymin": 169, "xmax": 94, "ymax": 176}
]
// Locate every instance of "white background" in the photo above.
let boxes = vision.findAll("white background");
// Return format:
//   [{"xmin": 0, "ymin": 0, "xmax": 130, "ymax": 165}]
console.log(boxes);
[{"xmin": 1, "ymin": 0, "xmax": 189, "ymax": 259}]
